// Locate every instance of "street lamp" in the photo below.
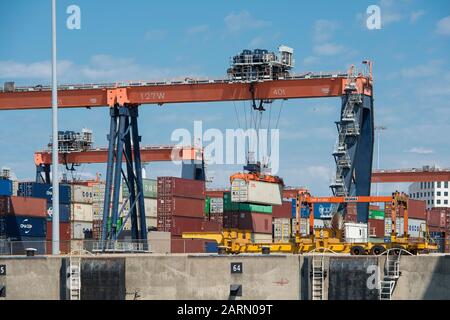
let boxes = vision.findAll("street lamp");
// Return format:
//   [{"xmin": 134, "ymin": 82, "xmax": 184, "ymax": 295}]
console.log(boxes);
[
  {"xmin": 51, "ymin": 0, "xmax": 60, "ymax": 255},
  {"xmin": 375, "ymin": 125, "xmax": 387, "ymax": 196}
]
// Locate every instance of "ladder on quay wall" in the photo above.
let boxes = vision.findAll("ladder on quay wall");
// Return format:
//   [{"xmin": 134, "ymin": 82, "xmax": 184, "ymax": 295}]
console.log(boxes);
[
  {"xmin": 69, "ymin": 256, "xmax": 81, "ymax": 300},
  {"xmin": 379, "ymin": 251, "xmax": 402, "ymax": 300},
  {"xmin": 312, "ymin": 255, "xmax": 325, "ymax": 300}
]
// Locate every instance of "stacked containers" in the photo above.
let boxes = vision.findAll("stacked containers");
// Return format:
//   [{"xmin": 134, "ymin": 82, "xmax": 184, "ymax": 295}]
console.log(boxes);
[
  {"xmin": 70, "ymin": 184, "xmax": 94, "ymax": 240},
  {"xmin": 203, "ymin": 197, "xmax": 224, "ymax": 233},
  {"xmin": 223, "ymin": 192, "xmax": 273, "ymax": 237},
  {"xmin": 0, "ymin": 196, "xmax": 47, "ymax": 254},
  {"xmin": 157, "ymin": 177, "xmax": 206, "ymax": 252},
  {"xmin": 368, "ymin": 209, "xmax": 385, "ymax": 239},
  {"xmin": 273, "ymin": 218, "xmax": 291, "ymax": 242},
  {"xmin": 122, "ymin": 179, "xmax": 158, "ymax": 231},
  {"xmin": 427, "ymin": 208, "xmax": 449, "ymax": 253}
]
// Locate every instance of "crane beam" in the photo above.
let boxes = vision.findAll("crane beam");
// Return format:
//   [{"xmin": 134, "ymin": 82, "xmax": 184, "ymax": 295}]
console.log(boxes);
[
  {"xmin": 372, "ymin": 169, "xmax": 450, "ymax": 183},
  {"xmin": 0, "ymin": 76, "xmax": 372, "ymax": 110},
  {"xmin": 34, "ymin": 146, "xmax": 202, "ymax": 165}
]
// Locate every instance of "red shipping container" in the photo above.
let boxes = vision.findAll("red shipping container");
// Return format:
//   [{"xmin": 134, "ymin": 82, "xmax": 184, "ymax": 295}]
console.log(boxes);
[
  {"xmin": 272, "ymin": 201, "xmax": 291, "ymax": 219},
  {"xmin": 206, "ymin": 190, "xmax": 226, "ymax": 198},
  {"xmin": 46, "ymin": 222, "xmax": 71, "ymax": 240},
  {"xmin": 223, "ymin": 212, "xmax": 272, "ymax": 233},
  {"xmin": 407, "ymin": 199, "xmax": 426, "ymax": 220},
  {"xmin": 368, "ymin": 219, "xmax": 384, "ymax": 238},
  {"xmin": 223, "ymin": 212, "xmax": 239, "ymax": 229},
  {"xmin": 171, "ymin": 237, "xmax": 206, "ymax": 253},
  {"xmin": 157, "ymin": 196, "xmax": 205, "ymax": 218},
  {"xmin": 202, "ymin": 220, "xmax": 222, "ymax": 232},
  {"xmin": 157, "ymin": 177, "xmax": 205, "ymax": 199},
  {"xmin": 157, "ymin": 216, "xmax": 204, "ymax": 236},
  {"xmin": 427, "ymin": 208, "xmax": 448, "ymax": 228},
  {"xmin": 0, "ymin": 196, "xmax": 47, "ymax": 218},
  {"xmin": 209, "ymin": 213, "xmax": 223, "ymax": 225}
]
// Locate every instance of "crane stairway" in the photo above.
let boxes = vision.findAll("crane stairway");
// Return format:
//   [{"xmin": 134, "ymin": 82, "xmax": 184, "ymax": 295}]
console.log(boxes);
[
  {"xmin": 69, "ymin": 256, "xmax": 81, "ymax": 300},
  {"xmin": 379, "ymin": 250, "xmax": 403, "ymax": 300}
]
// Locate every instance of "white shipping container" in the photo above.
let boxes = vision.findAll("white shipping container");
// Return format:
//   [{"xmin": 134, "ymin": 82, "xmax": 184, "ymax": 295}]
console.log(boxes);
[
  {"xmin": 71, "ymin": 185, "xmax": 94, "ymax": 204},
  {"xmin": 291, "ymin": 218, "xmax": 309, "ymax": 236},
  {"xmin": 144, "ymin": 198, "xmax": 157, "ymax": 217},
  {"xmin": 231, "ymin": 179, "xmax": 282, "ymax": 205},
  {"xmin": 210, "ymin": 197, "xmax": 224, "ymax": 214},
  {"xmin": 273, "ymin": 218, "xmax": 291, "ymax": 240},
  {"xmin": 71, "ymin": 221, "xmax": 93, "ymax": 239},
  {"xmin": 251, "ymin": 233, "xmax": 273, "ymax": 243},
  {"xmin": 385, "ymin": 218, "xmax": 426, "ymax": 238},
  {"xmin": 344, "ymin": 223, "xmax": 368, "ymax": 243},
  {"xmin": 72, "ymin": 203, "xmax": 93, "ymax": 222}
]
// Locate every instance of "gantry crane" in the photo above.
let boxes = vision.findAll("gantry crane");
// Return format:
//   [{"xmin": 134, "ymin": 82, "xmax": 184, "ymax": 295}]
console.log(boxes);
[{"xmin": 0, "ymin": 57, "xmax": 374, "ymax": 245}]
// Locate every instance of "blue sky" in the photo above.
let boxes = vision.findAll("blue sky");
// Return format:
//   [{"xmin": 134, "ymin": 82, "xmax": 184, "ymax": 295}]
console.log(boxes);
[{"xmin": 0, "ymin": 0, "xmax": 449, "ymax": 195}]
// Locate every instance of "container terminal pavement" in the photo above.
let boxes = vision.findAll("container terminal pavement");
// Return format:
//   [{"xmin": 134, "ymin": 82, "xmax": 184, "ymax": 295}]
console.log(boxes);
[{"xmin": 1, "ymin": 253, "xmax": 450, "ymax": 300}]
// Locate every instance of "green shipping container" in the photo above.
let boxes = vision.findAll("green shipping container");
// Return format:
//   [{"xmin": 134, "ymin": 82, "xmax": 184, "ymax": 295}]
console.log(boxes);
[
  {"xmin": 369, "ymin": 209, "xmax": 384, "ymax": 220},
  {"xmin": 122, "ymin": 179, "xmax": 157, "ymax": 199},
  {"xmin": 205, "ymin": 197, "xmax": 211, "ymax": 216},
  {"xmin": 106, "ymin": 217, "xmax": 123, "ymax": 232},
  {"xmin": 223, "ymin": 192, "xmax": 272, "ymax": 214}
]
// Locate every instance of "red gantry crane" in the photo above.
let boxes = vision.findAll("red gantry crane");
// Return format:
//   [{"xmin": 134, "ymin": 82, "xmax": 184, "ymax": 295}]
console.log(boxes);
[{"xmin": 0, "ymin": 47, "xmax": 374, "ymax": 247}]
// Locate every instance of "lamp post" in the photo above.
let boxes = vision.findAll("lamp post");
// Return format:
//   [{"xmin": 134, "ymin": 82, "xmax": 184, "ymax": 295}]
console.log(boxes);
[
  {"xmin": 375, "ymin": 125, "xmax": 387, "ymax": 196},
  {"xmin": 51, "ymin": 0, "xmax": 60, "ymax": 255}
]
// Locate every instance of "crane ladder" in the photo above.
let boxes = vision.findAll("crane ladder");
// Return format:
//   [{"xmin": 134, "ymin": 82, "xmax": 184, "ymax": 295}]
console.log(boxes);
[
  {"xmin": 379, "ymin": 252, "xmax": 401, "ymax": 300},
  {"xmin": 69, "ymin": 256, "xmax": 81, "ymax": 300},
  {"xmin": 312, "ymin": 255, "xmax": 324, "ymax": 300}
]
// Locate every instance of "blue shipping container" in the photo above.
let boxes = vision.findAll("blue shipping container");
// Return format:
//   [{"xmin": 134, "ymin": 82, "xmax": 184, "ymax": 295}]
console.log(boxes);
[
  {"xmin": 18, "ymin": 182, "xmax": 71, "ymax": 204},
  {"xmin": 205, "ymin": 241, "xmax": 218, "ymax": 253},
  {"xmin": 0, "ymin": 179, "xmax": 13, "ymax": 196},
  {"xmin": 1, "ymin": 216, "xmax": 47, "ymax": 238},
  {"xmin": 46, "ymin": 203, "xmax": 70, "ymax": 222},
  {"xmin": 291, "ymin": 199, "xmax": 311, "ymax": 218},
  {"xmin": 313, "ymin": 203, "xmax": 336, "ymax": 219}
]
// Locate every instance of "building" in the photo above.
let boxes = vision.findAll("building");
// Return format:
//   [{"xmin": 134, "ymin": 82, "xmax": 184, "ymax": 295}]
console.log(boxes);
[{"xmin": 408, "ymin": 181, "xmax": 450, "ymax": 209}]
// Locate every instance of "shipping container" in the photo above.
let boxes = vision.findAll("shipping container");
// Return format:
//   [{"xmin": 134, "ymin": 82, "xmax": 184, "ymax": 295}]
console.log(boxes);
[
  {"xmin": 18, "ymin": 182, "xmax": 71, "ymax": 204},
  {"xmin": 209, "ymin": 212, "xmax": 223, "ymax": 225},
  {"xmin": 223, "ymin": 212, "xmax": 272, "ymax": 234},
  {"xmin": 369, "ymin": 209, "xmax": 384, "ymax": 220},
  {"xmin": 407, "ymin": 199, "xmax": 427, "ymax": 220},
  {"xmin": 46, "ymin": 221, "xmax": 71, "ymax": 240},
  {"xmin": 157, "ymin": 177, "xmax": 205, "ymax": 199},
  {"xmin": 1, "ymin": 216, "xmax": 47, "ymax": 238},
  {"xmin": 171, "ymin": 237, "xmax": 206, "ymax": 253},
  {"xmin": 368, "ymin": 219, "xmax": 385, "ymax": 238},
  {"xmin": 123, "ymin": 178, "xmax": 158, "ymax": 199},
  {"xmin": 0, "ymin": 196, "xmax": 47, "ymax": 218},
  {"xmin": 231, "ymin": 178, "xmax": 282, "ymax": 205},
  {"xmin": 272, "ymin": 201, "xmax": 291, "ymax": 219},
  {"xmin": 209, "ymin": 197, "xmax": 224, "ymax": 214},
  {"xmin": 385, "ymin": 217, "xmax": 427, "ymax": 238},
  {"xmin": 223, "ymin": 192, "xmax": 272, "ymax": 213},
  {"xmin": 344, "ymin": 223, "xmax": 368, "ymax": 242},
  {"xmin": 204, "ymin": 197, "xmax": 210, "ymax": 215},
  {"xmin": 71, "ymin": 185, "xmax": 93, "ymax": 204},
  {"xmin": 157, "ymin": 216, "xmax": 204, "ymax": 236},
  {"xmin": 273, "ymin": 218, "xmax": 291, "ymax": 241},
  {"xmin": 12, "ymin": 180, "xmax": 19, "ymax": 196},
  {"xmin": 427, "ymin": 208, "xmax": 448, "ymax": 228},
  {"xmin": 0, "ymin": 179, "xmax": 13, "ymax": 196},
  {"xmin": 251, "ymin": 233, "xmax": 273, "ymax": 243},
  {"xmin": 46, "ymin": 203, "xmax": 70, "ymax": 222},
  {"xmin": 313, "ymin": 203, "xmax": 337, "ymax": 219},
  {"xmin": 71, "ymin": 203, "xmax": 93, "ymax": 221},
  {"xmin": 291, "ymin": 199, "xmax": 310, "ymax": 218},
  {"xmin": 205, "ymin": 241, "xmax": 218, "ymax": 253},
  {"xmin": 157, "ymin": 196, "xmax": 205, "ymax": 218},
  {"xmin": 71, "ymin": 221, "xmax": 93, "ymax": 239},
  {"xmin": 201, "ymin": 219, "xmax": 222, "ymax": 232}
]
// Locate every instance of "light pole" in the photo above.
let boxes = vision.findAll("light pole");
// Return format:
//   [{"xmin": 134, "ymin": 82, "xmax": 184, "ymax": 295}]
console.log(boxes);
[
  {"xmin": 51, "ymin": 0, "xmax": 60, "ymax": 255},
  {"xmin": 375, "ymin": 125, "xmax": 387, "ymax": 196}
]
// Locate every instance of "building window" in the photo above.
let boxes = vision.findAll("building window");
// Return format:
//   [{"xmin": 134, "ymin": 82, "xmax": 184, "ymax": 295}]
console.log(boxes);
[
  {"xmin": 431, "ymin": 182, "xmax": 434, "ymax": 188},
  {"xmin": 427, "ymin": 200, "xmax": 430, "ymax": 205},
  {"xmin": 445, "ymin": 182, "xmax": 449, "ymax": 188},
  {"xmin": 445, "ymin": 200, "xmax": 449, "ymax": 205},
  {"xmin": 432, "ymin": 199, "xmax": 434, "ymax": 204},
  {"xmin": 421, "ymin": 182, "xmax": 423, "ymax": 189},
  {"xmin": 437, "ymin": 199, "xmax": 441, "ymax": 205},
  {"xmin": 438, "ymin": 182, "xmax": 442, "ymax": 188},
  {"xmin": 445, "ymin": 192, "xmax": 449, "ymax": 197}
]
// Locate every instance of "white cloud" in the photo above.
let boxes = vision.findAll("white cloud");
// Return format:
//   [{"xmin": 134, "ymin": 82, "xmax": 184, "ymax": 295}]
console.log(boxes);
[
  {"xmin": 302, "ymin": 56, "xmax": 320, "ymax": 67},
  {"xmin": 388, "ymin": 60, "xmax": 443, "ymax": 79},
  {"xmin": 186, "ymin": 24, "xmax": 209, "ymax": 36},
  {"xmin": 144, "ymin": 29, "xmax": 167, "ymax": 41},
  {"xmin": 0, "ymin": 55, "xmax": 203, "ymax": 83},
  {"xmin": 313, "ymin": 43, "xmax": 345, "ymax": 56},
  {"xmin": 248, "ymin": 36, "xmax": 264, "ymax": 48},
  {"xmin": 408, "ymin": 147, "xmax": 434, "ymax": 154},
  {"xmin": 436, "ymin": 16, "xmax": 450, "ymax": 36},
  {"xmin": 224, "ymin": 11, "xmax": 269, "ymax": 33},
  {"xmin": 313, "ymin": 19, "xmax": 338, "ymax": 42},
  {"xmin": 306, "ymin": 165, "xmax": 332, "ymax": 182},
  {"xmin": 410, "ymin": 10, "xmax": 425, "ymax": 23}
]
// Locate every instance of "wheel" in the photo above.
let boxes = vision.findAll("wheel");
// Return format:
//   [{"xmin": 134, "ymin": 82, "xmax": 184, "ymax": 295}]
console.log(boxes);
[
  {"xmin": 391, "ymin": 246, "xmax": 404, "ymax": 256},
  {"xmin": 350, "ymin": 246, "xmax": 366, "ymax": 255},
  {"xmin": 370, "ymin": 245, "xmax": 386, "ymax": 255}
]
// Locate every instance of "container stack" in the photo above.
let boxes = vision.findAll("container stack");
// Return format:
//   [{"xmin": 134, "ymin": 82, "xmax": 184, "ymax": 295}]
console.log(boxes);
[
  {"xmin": 122, "ymin": 178, "xmax": 158, "ymax": 231},
  {"xmin": 427, "ymin": 207, "xmax": 449, "ymax": 253},
  {"xmin": 0, "ymin": 195, "xmax": 47, "ymax": 254},
  {"xmin": 70, "ymin": 184, "xmax": 94, "ymax": 242},
  {"xmin": 203, "ymin": 196, "xmax": 223, "ymax": 232},
  {"xmin": 223, "ymin": 192, "xmax": 273, "ymax": 242},
  {"xmin": 384, "ymin": 199, "xmax": 427, "ymax": 240},
  {"xmin": 157, "ymin": 177, "xmax": 207, "ymax": 253},
  {"xmin": 273, "ymin": 200, "xmax": 292, "ymax": 242}
]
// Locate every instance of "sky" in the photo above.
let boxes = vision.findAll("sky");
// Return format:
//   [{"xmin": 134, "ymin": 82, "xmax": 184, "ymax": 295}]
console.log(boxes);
[{"xmin": 0, "ymin": 0, "xmax": 449, "ymax": 196}]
